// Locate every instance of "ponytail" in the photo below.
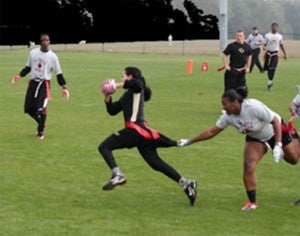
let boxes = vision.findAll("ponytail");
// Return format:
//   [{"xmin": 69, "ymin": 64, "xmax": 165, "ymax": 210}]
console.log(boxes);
[
  {"xmin": 139, "ymin": 76, "xmax": 152, "ymax": 102},
  {"xmin": 124, "ymin": 67, "xmax": 152, "ymax": 102}
]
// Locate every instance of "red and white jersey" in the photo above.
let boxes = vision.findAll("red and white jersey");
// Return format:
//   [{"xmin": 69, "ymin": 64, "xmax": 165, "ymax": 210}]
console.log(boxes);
[
  {"xmin": 265, "ymin": 32, "xmax": 283, "ymax": 52},
  {"xmin": 26, "ymin": 48, "xmax": 62, "ymax": 80},
  {"xmin": 216, "ymin": 99, "xmax": 281, "ymax": 142}
]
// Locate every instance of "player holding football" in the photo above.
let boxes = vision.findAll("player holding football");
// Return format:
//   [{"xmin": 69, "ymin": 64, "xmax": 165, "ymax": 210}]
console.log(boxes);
[
  {"xmin": 12, "ymin": 33, "xmax": 69, "ymax": 139},
  {"xmin": 178, "ymin": 87, "xmax": 300, "ymax": 211},
  {"xmin": 98, "ymin": 66, "xmax": 197, "ymax": 205}
]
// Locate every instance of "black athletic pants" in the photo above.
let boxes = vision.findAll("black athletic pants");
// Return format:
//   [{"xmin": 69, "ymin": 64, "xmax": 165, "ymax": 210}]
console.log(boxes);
[
  {"xmin": 98, "ymin": 127, "xmax": 182, "ymax": 182},
  {"xmin": 24, "ymin": 80, "xmax": 48, "ymax": 133},
  {"xmin": 224, "ymin": 69, "xmax": 246, "ymax": 92},
  {"xmin": 250, "ymin": 48, "xmax": 263, "ymax": 73}
]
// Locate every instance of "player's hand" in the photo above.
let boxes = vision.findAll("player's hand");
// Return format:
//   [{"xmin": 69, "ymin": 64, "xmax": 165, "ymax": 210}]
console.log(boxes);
[
  {"xmin": 62, "ymin": 86, "xmax": 70, "ymax": 100},
  {"xmin": 283, "ymin": 54, "xmax": 287, "ymax": 61},
  {"xmin": 101, "ymin": 78, "xmax": 117, "ymax": 95},
  {"xmin": 177, "ymin": 139, "xmax": 191, "ymax": 147},
  {"xmin": 12, "ymin": 75, "xmax": 21, "ymax": 84},
  {"xmin": 273, "ymin": 143, "xmax": 284, "ymax": 163},
  {"xmin": 225, "ymin": 65, "xmax": 231, "ymax": 71}
]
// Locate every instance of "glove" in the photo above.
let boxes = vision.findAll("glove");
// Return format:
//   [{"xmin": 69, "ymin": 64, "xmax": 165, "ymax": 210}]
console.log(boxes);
[
  {"xmin": 12, "ymin": 75, "xmax": 21, "ymax": 84},
  {"xmin": 273, "ymin": 143, "xmax": 284, "ymax": 163},
  {"xmin": 62, "ymin": 86, "xmax": 70, "ymax": 100},
  {"xmin": 101, "ymin": 79, "xmax": 117, "ymax": 95},
  {"xmin": 177, "ymin": 139, "xmax": 191, "ymax": 147}
]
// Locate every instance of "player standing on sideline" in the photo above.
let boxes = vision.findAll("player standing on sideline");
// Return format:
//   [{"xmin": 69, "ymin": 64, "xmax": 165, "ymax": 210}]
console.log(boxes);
[
  {"xmin": 178, "ymin": 87, "xmax": 300, "ymax": 211},
  {"xmin": 263, "ymin": 23, "xmax": 287, "ymax": 91},
  {"xmin": 222, "ymin": 29, "xmax": 252, "ymax": 92},
  {"xmin": 247, "ymin": 26, "xmax": 265, "ymax": 73},
  {"xmin": 12, "ymin": 33, "xmax": 69, "ymax": 140},
  {"xmin": 98, "ymin": 67, "xmax": 197, "ymax": 205}
]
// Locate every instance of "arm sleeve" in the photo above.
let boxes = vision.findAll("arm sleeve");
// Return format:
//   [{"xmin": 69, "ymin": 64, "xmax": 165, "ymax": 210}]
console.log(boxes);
[
  {"xmin": 105, "ymin": 98, "xmax": 123, "ymax": 116},
  {"xmin": 223, "ymin": 44, "xmax": 231, "ymax": 55},
  {"xmin": 19, "ymin": 66, "xmax": 31, "ymax": 77},
  {"xmin": 57, "ymin": 73, "xmax": 66, "ymax": 86},
  {"xmin": 216, "ymin": 114, "xmax": 230, "ymax": 129}
]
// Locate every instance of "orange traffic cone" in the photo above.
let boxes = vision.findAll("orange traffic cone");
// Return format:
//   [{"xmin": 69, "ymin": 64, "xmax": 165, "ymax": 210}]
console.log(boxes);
[
  {"xmin": 186, "ymin": 59, "xmax": 193, "ymax": 74},
  {"xmin": 201, "ymin": 62, "xmax": 209, "ymax": 72}
]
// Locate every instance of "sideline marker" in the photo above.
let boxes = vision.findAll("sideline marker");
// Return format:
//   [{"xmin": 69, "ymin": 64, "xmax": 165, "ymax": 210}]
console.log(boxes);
[{"xmin": 187, "ymin": 59, "xmax": 193, "ymax": 74}]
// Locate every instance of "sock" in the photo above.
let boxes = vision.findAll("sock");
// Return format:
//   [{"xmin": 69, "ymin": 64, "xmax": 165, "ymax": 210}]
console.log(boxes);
[
  {"xmin": 247, "ymin": 190, "xmax": 256, "ymax": 203},
  {"xmin": 268, "ymin": 80, "xmax": 273, "ymax": 85},
  {"xmin": 179, "ymin": 177, "xmax": 188, "ymax": 189},
  {"xmin": 112, "ymin": 167, "xmax": 123, "ymax": 176}
]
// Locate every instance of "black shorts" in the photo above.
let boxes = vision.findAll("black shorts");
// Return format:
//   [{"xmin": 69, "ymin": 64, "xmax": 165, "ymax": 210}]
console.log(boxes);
[
  {"xmin": 245, "ymin": 124, "xmax": 299, "ymax": 149},
  {"xmin": 24, "ymin": 80, "xmax": 48, "ymax": 115},
  {"xmin": 263, "ymin": 51, "xmax": 278, "ymax": 70}
]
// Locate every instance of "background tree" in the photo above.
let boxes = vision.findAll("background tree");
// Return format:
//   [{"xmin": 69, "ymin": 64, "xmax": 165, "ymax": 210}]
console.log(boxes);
[{"xmin": 0, "ymin": 0, "xmax": 219, "ymax": 44}]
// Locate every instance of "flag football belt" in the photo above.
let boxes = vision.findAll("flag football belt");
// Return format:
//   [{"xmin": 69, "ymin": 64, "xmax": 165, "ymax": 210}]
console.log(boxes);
[
  {"xmin": 29, "ymin": 79, "xmax": 51, "ymax": 99},
  {"xmin": 281, "ymin": 123, "xmax": 299, "ymax": 139},
  {"xmin": 125, "ymin": 121, "xmax": 160, "ymax": 140},
  {"xmin": 265, "ymin": 51, "xmax": 278, "ymax": 66}
]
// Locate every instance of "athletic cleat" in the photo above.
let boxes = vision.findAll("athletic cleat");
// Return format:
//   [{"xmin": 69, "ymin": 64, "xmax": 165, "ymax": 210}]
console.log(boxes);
[
  {"xmin": 184, "ymin": 180, "xmax": 197, "ymax": 206},
  {"xmin": 36, "ymin": 132, "xmax": 44, "ymax": 140},
  {"xmin": 102, "ymin": 174, "xmax": 127, "ymax": 191},
  {"xmin": 241, "ymin": 201, "xmax": 258, "ymax": 211}
]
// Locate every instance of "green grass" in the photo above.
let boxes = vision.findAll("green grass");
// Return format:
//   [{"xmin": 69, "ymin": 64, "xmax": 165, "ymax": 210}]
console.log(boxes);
[{"xmin": 0, "ymin": 50, "xmax": 299, "ymax": 236}]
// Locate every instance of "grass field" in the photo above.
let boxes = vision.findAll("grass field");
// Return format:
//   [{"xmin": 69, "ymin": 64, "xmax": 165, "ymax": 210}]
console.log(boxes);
[{"xmin": 0, "ymin": 50, "xmax": 299, "ymax": 235}]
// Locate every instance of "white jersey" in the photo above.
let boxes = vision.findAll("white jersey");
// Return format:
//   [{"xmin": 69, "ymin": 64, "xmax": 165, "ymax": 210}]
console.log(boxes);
[
  {"xmin": 265, "ymin": 32, "xmax": 283, "ymax": 52},
  {"xmin": 26, "ymin": 48, "xmax": 62, "ymax": 80},
  {"xmin": 216, "ymin": 99, "xmax": 281, "ymax": 142},
  {"xmin": 247, "ymin": 33, "xmax": 264, "ymax": 50}
]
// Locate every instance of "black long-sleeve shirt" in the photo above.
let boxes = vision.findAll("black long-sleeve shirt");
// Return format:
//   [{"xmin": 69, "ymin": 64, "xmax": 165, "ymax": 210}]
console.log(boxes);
[{"xmin": 105, "ymin": 79, "xmax": 145, "ymax": 123}]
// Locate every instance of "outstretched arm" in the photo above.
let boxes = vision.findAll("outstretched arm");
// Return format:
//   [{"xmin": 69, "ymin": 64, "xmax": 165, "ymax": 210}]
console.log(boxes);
[
  {"xmin": 189, "ymin": 125, "xmax": 224, "ymax": 144},
  {"xmin": 178, "ymin": 125, "xmax": 224, "ymax": 146}
]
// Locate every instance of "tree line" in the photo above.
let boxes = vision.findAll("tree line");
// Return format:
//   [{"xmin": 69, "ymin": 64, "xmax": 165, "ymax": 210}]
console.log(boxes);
[{"xmin": 0, "ymin": 0, "xmax": 219, "ymax": 45}]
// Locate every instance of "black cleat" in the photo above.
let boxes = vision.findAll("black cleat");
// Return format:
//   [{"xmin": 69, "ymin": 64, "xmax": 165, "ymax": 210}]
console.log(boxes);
[
  {"xmin": 184, "ymin": 180, "xmax": 197, "ymax": 206},
  {"xmin": 102, "ymin": 174, "xmax": 127, "ymax": 191}
]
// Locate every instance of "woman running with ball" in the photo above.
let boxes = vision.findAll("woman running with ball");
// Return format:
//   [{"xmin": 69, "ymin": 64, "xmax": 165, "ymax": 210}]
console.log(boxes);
[{"xmin": 98, "ymin": 66, "xmax": 197, "ymax": 206}]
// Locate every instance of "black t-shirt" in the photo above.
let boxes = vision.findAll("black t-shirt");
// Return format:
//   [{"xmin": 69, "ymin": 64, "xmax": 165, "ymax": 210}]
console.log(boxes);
[{"xmin": 223, "ymin": 42, "xmax": 252, "ymax": 68}]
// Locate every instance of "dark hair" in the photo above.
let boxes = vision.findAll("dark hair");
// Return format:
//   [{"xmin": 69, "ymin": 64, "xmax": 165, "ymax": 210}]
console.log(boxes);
[
  {"xmin": 271, "ymin": 22, "xmax": 278, "ymax": 27},
  {"xmin": 222, "ymin": 86, "xmax": 248, "ymax": 103},
  {"xmin": 252, "ymin": 26, "xmax": 258, "ymax": 30},
  {"xmin": 124, "ymin": 66, "xmax": 152, "ymax": 102},
  {"xmin": 40, "ymin": 33, "xmax": 49, "ymax": 40}
]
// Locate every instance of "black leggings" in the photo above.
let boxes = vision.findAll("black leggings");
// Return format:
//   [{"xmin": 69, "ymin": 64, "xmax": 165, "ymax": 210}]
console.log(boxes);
[{"xmin": 98, "ymin": 128, "xmax": 182, "ymax": 182}]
